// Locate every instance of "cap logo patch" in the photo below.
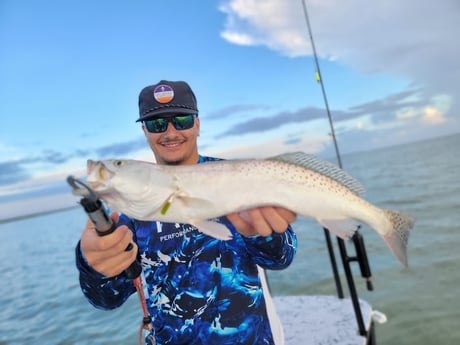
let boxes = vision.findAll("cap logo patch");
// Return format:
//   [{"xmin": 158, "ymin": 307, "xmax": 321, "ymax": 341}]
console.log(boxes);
[{"xmin": 153, "ymin": 84, "xmax": 174, "ymax": 103}]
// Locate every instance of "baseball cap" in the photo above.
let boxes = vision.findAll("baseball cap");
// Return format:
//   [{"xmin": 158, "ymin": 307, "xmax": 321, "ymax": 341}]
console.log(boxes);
[{"xmin": 136, "ymin": 80, "xmax": 198, "ymax": 122}]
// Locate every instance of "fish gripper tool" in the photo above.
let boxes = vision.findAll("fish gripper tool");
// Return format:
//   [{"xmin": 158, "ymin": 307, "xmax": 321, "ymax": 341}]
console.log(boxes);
[
  {"xmin": 67, "ymin": 175, "xmax": 152, "ymax": 340},
  {"xmin": 66, "ymin": 175, "xmax": 141, "ymax": 278}
]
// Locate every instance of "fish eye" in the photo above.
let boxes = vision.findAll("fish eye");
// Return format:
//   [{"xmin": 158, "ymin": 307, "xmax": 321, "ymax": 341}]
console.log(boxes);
[{"xmin": 113, "ymin": 160, "xmax": 126, "ymax": 167}]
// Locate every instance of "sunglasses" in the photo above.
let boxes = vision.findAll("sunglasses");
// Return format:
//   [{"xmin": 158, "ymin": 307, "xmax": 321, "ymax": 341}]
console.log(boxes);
[{"xmin": 144, "ymin": 114, "xmax": 197, "ymax": 133}]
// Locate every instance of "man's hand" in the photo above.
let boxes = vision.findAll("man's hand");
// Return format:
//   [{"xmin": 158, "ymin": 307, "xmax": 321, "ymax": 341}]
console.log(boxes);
[
  {"xmin": 227, "ymin": 207, "xmax": 297, "ymax": 237},
  {"xmin": 80, "ymin": 212, "xmax": 138, "ymax": 277}
]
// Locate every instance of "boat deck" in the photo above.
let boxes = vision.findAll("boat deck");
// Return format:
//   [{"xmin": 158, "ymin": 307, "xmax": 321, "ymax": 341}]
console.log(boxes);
[{"xmin": 273, "ymin": 295, "xmax": 374, "ymax": 344}]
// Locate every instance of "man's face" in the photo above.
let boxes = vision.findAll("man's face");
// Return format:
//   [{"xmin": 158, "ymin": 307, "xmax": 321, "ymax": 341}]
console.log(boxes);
[{"xmin": 142, "ymin": 115, "xmax": 200, "ymax": 165}]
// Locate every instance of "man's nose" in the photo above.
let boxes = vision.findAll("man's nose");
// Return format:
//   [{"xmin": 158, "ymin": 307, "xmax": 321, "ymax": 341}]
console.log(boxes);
[{"xmin": 164, "ymin": 121, "xmax": 179, "ymax": 134}]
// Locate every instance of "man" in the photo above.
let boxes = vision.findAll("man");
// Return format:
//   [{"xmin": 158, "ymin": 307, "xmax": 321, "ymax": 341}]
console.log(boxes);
[{"xmin": 76, "ymin": 80, "xmax": 298, "ymax": 345}]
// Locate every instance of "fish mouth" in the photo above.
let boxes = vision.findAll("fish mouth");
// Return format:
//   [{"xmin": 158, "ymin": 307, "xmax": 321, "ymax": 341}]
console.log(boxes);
[{"xmin": 86, "ymin": 160, "xmax": 114, "ymax": 189}]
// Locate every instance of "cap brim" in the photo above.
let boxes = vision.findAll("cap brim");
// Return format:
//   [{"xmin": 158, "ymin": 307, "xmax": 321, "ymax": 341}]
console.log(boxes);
[{"xmin": 136, "ymin": 107, "xmax": 198, "ymax": 122}]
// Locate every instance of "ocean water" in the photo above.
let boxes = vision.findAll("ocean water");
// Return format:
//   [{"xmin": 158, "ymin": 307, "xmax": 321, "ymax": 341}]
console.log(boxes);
[{"xmin": 0, "ymin": 133, "xmax": 459, "ymax": 345}]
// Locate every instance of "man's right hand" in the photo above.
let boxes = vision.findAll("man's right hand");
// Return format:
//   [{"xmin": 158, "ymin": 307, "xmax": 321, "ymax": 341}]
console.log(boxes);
[{"xmin": 80, "ymin": 212, "xmax": 138, "ymax": 277}]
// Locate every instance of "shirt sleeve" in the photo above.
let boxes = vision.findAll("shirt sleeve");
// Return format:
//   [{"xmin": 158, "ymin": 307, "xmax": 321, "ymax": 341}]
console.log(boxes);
[
  {"xmin": 75, "ymin": 241, "xmax": 136, "ymax": 310},
  {"xmin": 240, "ymin": 225, "xmax": 297, "ymax": 270}
]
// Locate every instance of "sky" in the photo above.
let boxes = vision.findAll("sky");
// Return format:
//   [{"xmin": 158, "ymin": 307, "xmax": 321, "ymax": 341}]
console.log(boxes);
[{"xmin": 1, "ymin": 0, "xmax": 459, "ymax": 219}]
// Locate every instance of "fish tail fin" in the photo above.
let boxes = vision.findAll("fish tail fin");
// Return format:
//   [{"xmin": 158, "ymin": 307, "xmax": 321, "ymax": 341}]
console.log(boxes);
[{"xmin": 381, "ymin": 209, "xmax": 415, "ymax": 267}]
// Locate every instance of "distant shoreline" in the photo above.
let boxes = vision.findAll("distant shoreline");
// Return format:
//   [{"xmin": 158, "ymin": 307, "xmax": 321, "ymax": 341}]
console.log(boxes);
[{"xmin": 0, "ymin": 205, "xmax": 80, "ymax": 225}]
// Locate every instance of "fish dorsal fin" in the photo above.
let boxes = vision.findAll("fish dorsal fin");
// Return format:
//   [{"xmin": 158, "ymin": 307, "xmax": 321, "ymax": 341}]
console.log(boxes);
[{"xmin": 267, "ymin": 152, "xmax": 366, "ymax": 196}]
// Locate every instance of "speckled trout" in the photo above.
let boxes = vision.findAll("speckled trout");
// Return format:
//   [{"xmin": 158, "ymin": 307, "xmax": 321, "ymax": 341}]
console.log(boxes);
[{"xmin": 84, "ymin": 152, "xmax": 414, "ymax": 266}]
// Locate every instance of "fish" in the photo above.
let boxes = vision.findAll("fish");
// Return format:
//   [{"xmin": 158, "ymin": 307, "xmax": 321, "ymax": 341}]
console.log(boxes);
[{"xmin": 83, "ymin": 152, "xmax": 414, "ymax": 267}]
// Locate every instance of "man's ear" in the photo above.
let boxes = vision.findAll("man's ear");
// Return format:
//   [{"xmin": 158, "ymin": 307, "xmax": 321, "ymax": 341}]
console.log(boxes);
[
  {"xmin": 141, "ymin": 123, "xmax": 148, "ymax": 136},
  {"xmin": 196, "ymin": 117, "xmax": 200, "ymax": 136}
]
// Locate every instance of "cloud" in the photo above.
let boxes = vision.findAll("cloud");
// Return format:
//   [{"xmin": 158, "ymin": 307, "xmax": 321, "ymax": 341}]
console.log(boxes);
[
  {"xmin": 0, "ymin": 150, "xmax": 82, "ymax": 186},
  {"xmin": 219, "ymin": 0, "xmax": 460, "ymax": 117},
  {"xmin": 0, "ymin": 161, "xmax": 31, "ymax": 186},
  {"xmin": 220, "ymin": 32, "xmax": 255, "ymax": 46},
  {"xmin": 210, "ymin": 133, "xmax": 331, "ymax": 159},
  {"xmin": 0, "ymin": 178, "xmax": 70, "ymax": 202},
  {"xmin": 219, "ymin": 0, "xmax": 308, "ymax": 56},
  {"xmin": 215, "ymin": 88, "xmax": 431, "ymax": 138},
  {"xmin": 422, "ymin": 106, "xmax": 447, "ymax": 125},
  {"xmin": 210, "ymin": 84, "xmax": 456, "ymax": 156},
  {"xmin": 205, "ymin": 104, "xmax": 271, "ymax": 119},
  {"xmin": 95, "ymin": 137, "xmax": 147, "ymax": 157},
  {"xmin": 217, "ymin": 106, "xmax": 333, "ymax": 136},
  {"xmin": 349, "ymin": 89, "xmax": 423, "ymax": 115},
  {"xmin": 0, "ymin": 192, "xmax": 77, "ymax": 222},
  {"xmin": 0, "ymin": 136, "xmax": 147, "ymax": 187},
  {"xmin": 216, "ymin": 0, "xmax": 459, "ymax": 145},
  {"xmin": 396, "ymin": 108, "xmax": 417, "ymax": 121}
]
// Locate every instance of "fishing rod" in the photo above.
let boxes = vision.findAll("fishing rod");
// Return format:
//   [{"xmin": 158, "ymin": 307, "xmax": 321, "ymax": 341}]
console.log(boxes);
[
  {"xmin": 301, "ymin": 0, "xmax": 342, "ymax": 169},
  {"xmin": 300, "ymin": 0, "xmax": 373, "ymax": 337},
  {"xmin": 67, "ymin": 176, "xmax": 153, "ymax": 345}
]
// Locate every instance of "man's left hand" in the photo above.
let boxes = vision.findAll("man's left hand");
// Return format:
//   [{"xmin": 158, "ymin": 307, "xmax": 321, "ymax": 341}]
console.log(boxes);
[{"xmin": 227, "ymin": 207, "xmax": 297, "ymax": 237}]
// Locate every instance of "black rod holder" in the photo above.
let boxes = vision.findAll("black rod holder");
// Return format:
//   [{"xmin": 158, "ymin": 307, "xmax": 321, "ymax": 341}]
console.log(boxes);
[
  {"xmin": 352, "ymin": 231, "xmax": 373, "ymax": 291},
  {"xmin": 323, "ymin": 228, "xmax": 344, "ymax": 298},
  {"xmin": 337, "ymin": 237, "xmax": 368, "ymax": 337}
]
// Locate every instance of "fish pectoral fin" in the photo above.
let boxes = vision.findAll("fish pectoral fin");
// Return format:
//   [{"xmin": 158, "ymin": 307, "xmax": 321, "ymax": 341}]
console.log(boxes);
[
  {"xmin": 319, "ymin": 218, "xmax": 360, "ymax": 240},
  {"xmin": 189, "ymin": 219, "xmax": 233, "ymax": 241}
]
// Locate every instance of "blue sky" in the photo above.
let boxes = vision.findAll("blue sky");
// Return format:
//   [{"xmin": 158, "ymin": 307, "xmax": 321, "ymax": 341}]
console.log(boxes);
[{"xmin": 1, "ymin": 0, "xmax": 459, "ymax": 219}]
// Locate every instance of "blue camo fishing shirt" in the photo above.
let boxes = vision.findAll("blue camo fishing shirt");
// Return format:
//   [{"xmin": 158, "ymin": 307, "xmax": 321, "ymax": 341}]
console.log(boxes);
[{"xmin": 76, "ymin": 155, "xmax": 297, "ymax": 345}]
